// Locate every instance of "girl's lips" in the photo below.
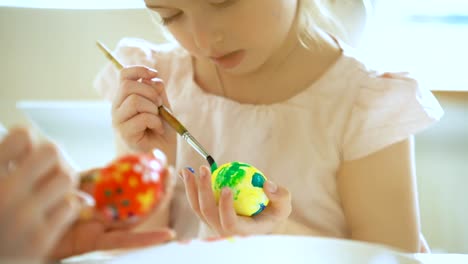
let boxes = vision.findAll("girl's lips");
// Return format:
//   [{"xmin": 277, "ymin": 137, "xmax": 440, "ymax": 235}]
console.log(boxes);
[{"xmin": 210, "ymin": 50, "xmax": 245, "ymax": 69}]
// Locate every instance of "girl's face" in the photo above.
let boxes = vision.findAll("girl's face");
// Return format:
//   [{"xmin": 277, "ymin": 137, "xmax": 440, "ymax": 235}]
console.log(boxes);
[{"xmin": 145, "ymin": 0, "xmax": 298, "ymax": 75}]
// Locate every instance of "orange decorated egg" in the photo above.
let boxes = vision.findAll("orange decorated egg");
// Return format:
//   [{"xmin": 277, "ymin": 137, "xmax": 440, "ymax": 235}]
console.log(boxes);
[{"xmin": 92, "ymin": 149, "xmax": 167, "ymax": 224}]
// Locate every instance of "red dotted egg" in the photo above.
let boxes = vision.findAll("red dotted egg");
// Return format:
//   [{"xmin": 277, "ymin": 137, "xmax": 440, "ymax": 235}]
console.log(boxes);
[{"xmin": 93, "ymin": 151, "xmax": 167, "ymax": 223}]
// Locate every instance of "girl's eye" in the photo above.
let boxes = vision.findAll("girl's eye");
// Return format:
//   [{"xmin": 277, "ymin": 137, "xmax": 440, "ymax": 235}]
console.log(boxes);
[{"xmin": 161, "ymin": 12, "xmax": 183, "ymax": 26}]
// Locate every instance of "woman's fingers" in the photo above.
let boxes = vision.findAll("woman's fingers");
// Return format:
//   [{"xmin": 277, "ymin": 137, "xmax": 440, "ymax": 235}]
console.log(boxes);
[
  {"xmin": 0, "ymin": 127, "xmax": 85, "ymax": 260},
  {"xmin": 1, "ymin": 196, "xmax": 42, "ymax": 253},
  {"xmin": 96, "ymin": 229, "xmax": 175, "ymax": 251},
  {"xmin": 28, "ymin": 196, "xmax": 79, "ymax": 258},
  {"xmin": 0, "ymin": 143, "xmax": 63, "ymax": 215},
  {"xmin": 34, "ymin": 169, "xmax": 74, "ymax": 216},
  {"xmin": 3, "ymin": 169, "xmax": 76, "ymax": 251},
  {"xmin": 0, "ymin": 127, "xmax": 34, "ymax": 178}
]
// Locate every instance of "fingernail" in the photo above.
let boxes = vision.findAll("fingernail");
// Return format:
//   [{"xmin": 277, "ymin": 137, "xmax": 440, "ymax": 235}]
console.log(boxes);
[
  {"xmin": 222, "ymin": 187, "xmax": 231, "ymax": 196},
  {"xmin": 266, "ymin": 181, "xmax": 278, "ymax": 193},
  {"xmin": 200, "ymin": 167, "xmax": 209, "ymax": 179},
  {"xmin": 186, "ymin": 167, "xmax": 195, "ymax": 173},
  {"xmin": 148, "ymin": 68, "xmax": 158, "ymax": 74},
  {"xmin": 69, "ymin": 190, "xmax": 95, "ymax": 207}
]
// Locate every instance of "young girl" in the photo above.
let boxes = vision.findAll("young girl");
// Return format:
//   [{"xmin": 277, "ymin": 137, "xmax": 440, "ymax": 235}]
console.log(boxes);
[{"xmin": 94, "ymin": 0, "xmax": 442, "ymax": 253}]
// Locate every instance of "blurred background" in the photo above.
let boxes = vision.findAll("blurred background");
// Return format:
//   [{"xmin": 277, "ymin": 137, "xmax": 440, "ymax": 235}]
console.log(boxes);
[{"xmin": 1, "ymin": 0, "xmax": 467, "ymax": 253}]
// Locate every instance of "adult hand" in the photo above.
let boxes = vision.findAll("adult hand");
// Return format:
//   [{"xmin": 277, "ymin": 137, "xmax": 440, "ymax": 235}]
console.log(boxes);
[{"xmin": 0, "ymin": 127, "xmax": 80, "ymax": 259}]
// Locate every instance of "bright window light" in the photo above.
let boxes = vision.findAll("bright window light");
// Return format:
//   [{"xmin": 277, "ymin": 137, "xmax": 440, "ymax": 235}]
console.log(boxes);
[
  {"xmin": 360, "ymin": 0, "xmax": 468, "ymax": 91},
  {"xmin": 0, "ymin": 0, "xmax": 145, "ymax": 9}
]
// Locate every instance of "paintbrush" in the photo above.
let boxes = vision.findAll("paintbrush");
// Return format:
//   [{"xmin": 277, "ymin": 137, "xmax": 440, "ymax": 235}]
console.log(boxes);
[{"xmin": 96, "ymin": 41, "xmax": 218, "ymax": 171}]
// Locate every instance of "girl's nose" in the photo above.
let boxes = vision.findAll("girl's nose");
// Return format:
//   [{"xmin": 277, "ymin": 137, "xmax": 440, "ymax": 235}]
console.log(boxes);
[{"xmin": 190, "ymin": 17, "xmax": 223, "ymax": 52}]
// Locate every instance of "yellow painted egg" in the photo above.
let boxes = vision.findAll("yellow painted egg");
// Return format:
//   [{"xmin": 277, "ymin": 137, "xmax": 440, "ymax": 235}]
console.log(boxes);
[{"xmin": 211, "ymin": 162, "xmax": 269, "ymax": 216}]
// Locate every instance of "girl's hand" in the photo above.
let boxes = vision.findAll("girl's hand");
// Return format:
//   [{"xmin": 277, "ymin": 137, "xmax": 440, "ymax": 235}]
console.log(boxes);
[
  {"xmin": 181, "ymin": 166, "xmax": 292, "ymax": 237},
  {"xmin": 112, "ymin": 65, "xmax": 176, "ymax": 162},
  {"xmin": 0, "ymin": 127, "xmax": 80, "ymax": 259}
]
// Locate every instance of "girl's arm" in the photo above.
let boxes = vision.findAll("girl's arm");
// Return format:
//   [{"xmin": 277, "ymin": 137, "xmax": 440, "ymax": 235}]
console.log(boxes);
[{"xmin": 337, "ymin": 137, "xmax": 421, "ymax": 252}]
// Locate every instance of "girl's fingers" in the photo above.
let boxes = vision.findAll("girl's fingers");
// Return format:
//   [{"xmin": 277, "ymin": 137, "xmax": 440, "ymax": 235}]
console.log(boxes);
[
  {"xmin": 119, "ymin": 66, "xmax": 158, "ymax": 82},
  {"xmin": 218, "ymin": 188, "xmax": 238, "ymax": 235},
  {"xmin": 150, "ymin": 78, "xmax": 171, "ymax": 108},
  {"xmin": 114, "ymin": 94, "xmax": 160, "ymax": 124},
  {"xmin": 262, "ymin": 181, "xmax": 292, "ymax": 219},
  {"xmin": 181, "ymin": 168, "xmax": 202, "ymax": 217},
  {"xmin": 117, "ymin": 113, "xmax": 165, "ymax": 140},
  {"xmin": 113, "ymin": 78, "xmax": 163, "ymax": 110},
  {"xmin": 197, "ymin": 166, "xmax": 222, "ymax": 231}
]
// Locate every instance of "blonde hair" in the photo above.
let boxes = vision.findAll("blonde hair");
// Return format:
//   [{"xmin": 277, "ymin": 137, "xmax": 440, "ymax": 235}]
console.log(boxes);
[
  {"xmin": 297, "ymin": 0, "xmax": 347, "ymax": 48},
  {"xmin": 146, "ymin": 0, "xmax": 347, "ymax": 47}
]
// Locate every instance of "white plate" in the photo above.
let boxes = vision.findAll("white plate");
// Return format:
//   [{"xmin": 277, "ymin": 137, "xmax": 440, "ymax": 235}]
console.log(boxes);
[
  {"xmin": 16, "ymin": 100, "xmax": 116, "ymax": 170},
  {"xmin": 62, "ymin": 235, "xmax": 421, "ymax": 264}
]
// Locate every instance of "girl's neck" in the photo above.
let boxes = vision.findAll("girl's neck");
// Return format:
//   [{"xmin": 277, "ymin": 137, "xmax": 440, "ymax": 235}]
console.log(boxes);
[{"xmin": 193, "ymin": 29, "xmax": 342, "ymax": 105}]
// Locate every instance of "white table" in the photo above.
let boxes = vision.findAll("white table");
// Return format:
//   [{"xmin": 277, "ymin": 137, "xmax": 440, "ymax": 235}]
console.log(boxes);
[{"xmin": 60, "ymin": 235, "xmax": 468, "ymax": 264}]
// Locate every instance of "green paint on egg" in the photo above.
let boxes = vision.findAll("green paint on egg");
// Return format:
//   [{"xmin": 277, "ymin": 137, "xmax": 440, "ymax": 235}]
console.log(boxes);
[
  {"xmin": 214, "ymin": 162, "xmax": 249, "ymax": 190},
  {"xmin": 235, "ymin": 189, "xmax": 241, "ymax": 200},
  {"xmin": 211, "ymin": 162, "xmax": 270, "ymax": 216},
  {"xmin": 251, "ymin": 172, "xmax": 265, "ymax": 188}
]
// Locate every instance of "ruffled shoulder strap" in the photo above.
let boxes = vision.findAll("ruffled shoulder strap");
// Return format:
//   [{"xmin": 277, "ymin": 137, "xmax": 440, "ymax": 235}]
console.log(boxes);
[{"xmin": 341, "ymin": 70, "xmax": 444, "ymax": 161}]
